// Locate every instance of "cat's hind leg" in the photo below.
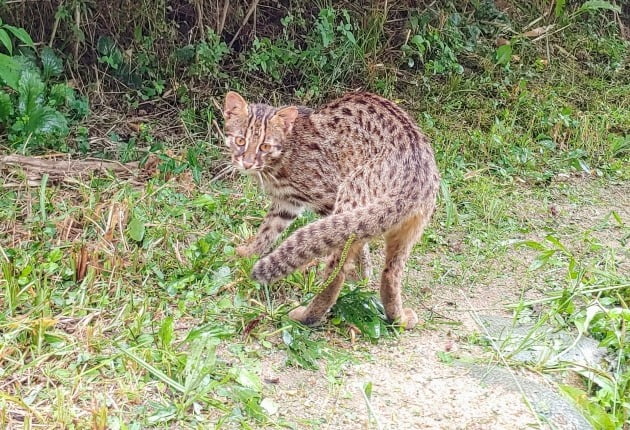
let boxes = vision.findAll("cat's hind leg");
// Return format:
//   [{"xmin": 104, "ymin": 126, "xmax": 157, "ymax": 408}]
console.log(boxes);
[
  {"xmin": 379, "ymin": 213, "xmax": 427, "ymax": 329},
  {"xmin": 289, "ymin": 240, "xmax": 365, "ymax": 326}
]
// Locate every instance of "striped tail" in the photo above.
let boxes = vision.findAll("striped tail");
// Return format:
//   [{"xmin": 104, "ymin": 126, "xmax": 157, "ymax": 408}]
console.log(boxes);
[{"xmin": 251, "ymin": 199, "xmax": 409, "ymax": 284}]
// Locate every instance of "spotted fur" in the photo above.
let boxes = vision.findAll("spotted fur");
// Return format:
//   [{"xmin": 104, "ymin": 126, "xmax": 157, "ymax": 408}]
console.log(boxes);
[{"xmin": 222, "ymin": 91, "xmax": 439, "ymax": 329}]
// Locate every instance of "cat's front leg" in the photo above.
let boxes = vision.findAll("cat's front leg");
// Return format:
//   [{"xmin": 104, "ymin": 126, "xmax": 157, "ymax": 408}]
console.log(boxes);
[{"xmin": 237, "ymin": 201, "xmax": 302, "ymax": 257}]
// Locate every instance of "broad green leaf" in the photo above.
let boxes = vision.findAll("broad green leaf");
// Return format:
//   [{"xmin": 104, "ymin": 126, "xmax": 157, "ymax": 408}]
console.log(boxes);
[
  {"xmin": 17, "ymin": 70, "xmax": 45, "ymax": 115},
  {"xmin": 578, "ymin": 0, "xmax": 620, "ymax": 13},
  {"xmin": 209, "ymin": 266, "xmax": 231, "ymax": 294},
  {"xmin": 22, "ymin": 106, "xmax": 68, "ymax": 134},
  {"xmin": 235, "ymin": 368, "xmax": 262, "ymax": 392},
  {"xmin": 4, "ymin": 25, "xmax": 34, "ymax": 48},
  {"xmin": 117, "ymin": 345, "xmax": 185, "ymax": 393},
  {"xmin": 0, "ymin": 91, "xmax": 13, "ymax": 122},
  {"xmin": 0, "ymin": 52, "xmax": 22, "ymax": 89},
  {"xmin": 127, "ymin": 217, "xmax": 145, "ymax": 242},
  {"xmin": 40, "ymin": 47, "xmax": 64, "ymax": 79},
  {"xmin": 559, "ymin": 385, "xmax": 616, "ymax": 429},
  {"xmin": 577, "ymin": 158, "xmax": 591, "ymax": 174},
  {"xmin": 183, "ymin": 333, "xmax": 218, "ymax": 393},
  {"xmin": 146, "ymin": 405, "xmax": 177, "ymax": 425},
  {"xmin": 260, "ymin": 398, "xmax": 278, "ymax": 415},
  {"xmin": 48, "ymin": 83, "xmax": 75, "ymax": 107},
  {"xmin": 282, "ymin": 329, "xmax": 293, "ymax": 346},
  {"xmin": 0, "ymin": 28, "xmax": 12, "ymax": 54},
  {"xmin": 495, "ymin": 44, "xmax": 512, "ymax": 66}
]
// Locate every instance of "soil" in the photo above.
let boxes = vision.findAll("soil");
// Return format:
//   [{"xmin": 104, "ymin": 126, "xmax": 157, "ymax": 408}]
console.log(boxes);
[{"xmin": 254, "ymin": 178, "xmax": 630, "ymax": 430}]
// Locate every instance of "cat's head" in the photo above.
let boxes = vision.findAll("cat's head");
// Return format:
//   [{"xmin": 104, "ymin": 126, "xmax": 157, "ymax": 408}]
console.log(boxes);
[{"xmin": 222, "ymin": 91, "xmax": 298, "ymax": 172}]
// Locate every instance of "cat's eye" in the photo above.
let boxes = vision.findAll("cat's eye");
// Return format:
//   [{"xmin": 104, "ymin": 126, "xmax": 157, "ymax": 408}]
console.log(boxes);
[
  {"xmin": 235, "ymin": 137, "xmax": 246, "ymax": 146},
  {"xmin": 260, "ymin": 143, "xmax": 271, "ymax": 152}
]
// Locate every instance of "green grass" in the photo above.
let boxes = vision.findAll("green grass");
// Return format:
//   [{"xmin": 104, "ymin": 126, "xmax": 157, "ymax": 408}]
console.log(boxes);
[{"xmin": 1, "ymin": 1, "xmax": 630, "ymax": 428}]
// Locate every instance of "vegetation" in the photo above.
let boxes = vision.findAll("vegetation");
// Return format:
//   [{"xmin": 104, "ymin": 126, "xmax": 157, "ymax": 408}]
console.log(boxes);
[{"xmin": 0, "ymin": 1, "xmax": 628, "ymax": 428}]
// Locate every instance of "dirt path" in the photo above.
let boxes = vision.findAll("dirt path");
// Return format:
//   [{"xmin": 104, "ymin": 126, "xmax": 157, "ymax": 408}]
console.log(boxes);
[{"xmin": 254, "ymin": 179, "xmax": 629, "ymax": 429}]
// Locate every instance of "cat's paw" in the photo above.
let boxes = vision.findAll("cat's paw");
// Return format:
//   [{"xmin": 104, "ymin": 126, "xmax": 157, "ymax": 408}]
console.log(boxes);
[
  {"xmin": 400, "ymin": 308, "xmax": 419, "ymax": 330},
  {"xmin": 288, "ymin": 306, "xmax": 321, "ymax": 326}
]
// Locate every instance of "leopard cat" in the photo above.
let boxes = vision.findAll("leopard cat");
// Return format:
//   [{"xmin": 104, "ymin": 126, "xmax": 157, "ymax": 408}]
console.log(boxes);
[{"xmin": 222, "ymin": 91, "xmax": 439, "ymax": 329}]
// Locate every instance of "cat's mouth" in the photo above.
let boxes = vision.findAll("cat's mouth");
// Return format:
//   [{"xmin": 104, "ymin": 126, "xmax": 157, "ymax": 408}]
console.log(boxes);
[{"xmin": 234, "ymin": 162, "xmax": 263, "ymax": 173}]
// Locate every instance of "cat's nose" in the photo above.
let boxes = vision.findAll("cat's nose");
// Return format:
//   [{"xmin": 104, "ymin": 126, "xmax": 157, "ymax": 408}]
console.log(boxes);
[{"xmin": 242, "ymin": 160, "xmax": 254, "ymax": 169}]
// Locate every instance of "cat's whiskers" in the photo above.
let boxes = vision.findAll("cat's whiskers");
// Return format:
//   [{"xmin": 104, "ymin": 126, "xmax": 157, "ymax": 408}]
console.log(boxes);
[{"xmin": 210, "ymin": 164, "xmax": 235, "ymax": 183}]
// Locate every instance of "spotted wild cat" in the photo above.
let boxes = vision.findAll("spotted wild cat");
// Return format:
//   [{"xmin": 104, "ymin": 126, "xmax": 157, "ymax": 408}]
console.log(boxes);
[{"xmin": 222, "ymin": 91, "xmax": 439, "ymax": 329}]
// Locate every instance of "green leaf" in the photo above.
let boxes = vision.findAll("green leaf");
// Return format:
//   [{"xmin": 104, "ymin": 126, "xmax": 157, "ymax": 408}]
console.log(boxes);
[
  {"xmin": 117, "ymin": 345, "xmax": 186, "ymax": 393},
  {"xmin": 0, "ymin": 91, "xmax": 13, "ymax": 122},
  {"xmin": 544, "ymin": 235, "xmax": 568, "ymax": 253},
  {"xmin": 21, "ymin": 106, "xmax": 68, "ymax": 135},
  {"xmin": 0, "ymin": 53, "xmax": 23, "ymax": 89},
  {"xmin": 17, "ymin": 70, "xmax": 45, "ymax": 115},
  {"xmin": 573, "ymin": 305, "xmax": 601, "ymax": 335},
  {"xmin": 235, "ymin": 368, "xmax": 262, "ymax": 392},
  {"xmin": 331, "ymin": 287, "xmax": 392, "ymax": 341},
  {"xmin": 146, "ymin": 405, "xmax": 177, "ymax": 425},
  {"xmin": 363, "ymin": 381, "xmax": 373, "ymax": 399},
  {"xmin": 0, "ymin": 29, "xmax": 12, "ymax": 54},
  {"xmin": 40, "ymin": 47, "xmax": 64, "ymax": 79},
  {"xmin": 495, "ymin": 44, "xmax": 512, "ymax": 66},
  {"xmin": 577, "ymin": 0, "xmax": 620, "ymax": 13},
  {"xmin": 559, "ymin": 385, "xmax": 616, "ymax": 429},
  {"xmin": 4, "ymin": 25, "xmax": 34, "ymax": 48},
  {"xmin": 211, "ymin": 266, "xmax": 231, "ymax": 290},
  {"xmin": 554, "ymin": 0, "xmax": 566, "ymax": 16},
  {"xmin": 282, "ymin": 324, "xmax": 325, "ymax": 370},
  {"xmin": 48, "ymin": 83, "xmax": 75, "ymax": 107},
  {"xmin": 529, "ymin": 249, "xmax": 557, "ymax": 270},
  {"xmin": 437, "ymin": 351, "xmax": 455, "ymax": 364},
  {"xmin": 610, "ymin": 210, "xmax": 623, "ymax": 226},
  {"xmin": 260, "ymin": 398, "xmax": 278, "ymax": 415},
  {"xmin": 157, "ymin": 316, "xmax": 174, "ymax": 348},
  {"xmin": 519, "ymin": 240, "xmax": 547, "ymax": 251},
  {"xmin": 127, "ymin": 217, "xmax": 145, "ymax": 242}
]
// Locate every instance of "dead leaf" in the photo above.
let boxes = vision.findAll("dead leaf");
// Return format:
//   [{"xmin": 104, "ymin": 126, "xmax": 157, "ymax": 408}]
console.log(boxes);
[
  {"xmin": 76, "ymin": 245, "xmax": 89, "ymax": 282},
  {"xmin": 522, "ymin": 26, "xmax": 553, "ymax": 38},
  {"xmin": 496, "ymin": 37, "xmax": 510, "ymax": 46},
  {"xmin": 128, "ymin": 122, "xmax": 142, "ymax": 133},
  {"xmin": 141, "ymin": 153, "xmax": 160, "ymax": 178},
  {"xmin": 243, "ymin": 314, "xmax": 266, "ymax": 338}
]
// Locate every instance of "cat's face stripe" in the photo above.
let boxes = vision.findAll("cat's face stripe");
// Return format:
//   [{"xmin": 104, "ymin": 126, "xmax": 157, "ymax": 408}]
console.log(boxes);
[{"xmin": 224, "ymin": 101, "xmax": 293, "ymax": 172}]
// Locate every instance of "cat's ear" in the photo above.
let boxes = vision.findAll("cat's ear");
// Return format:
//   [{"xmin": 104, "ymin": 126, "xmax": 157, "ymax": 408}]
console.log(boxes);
[
  {"xmin": 223, "ymin": 91, "xmax": 248, "ymax": 120},
  {"xmin": 271, "ymin": 107, "xmax": 299, "ymax": 134}
]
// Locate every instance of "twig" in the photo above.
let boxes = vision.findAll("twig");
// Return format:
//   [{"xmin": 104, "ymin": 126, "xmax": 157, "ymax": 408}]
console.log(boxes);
[
  {"xmin": 73, "ymin": 2, "xmax": 80, "ymax": 61},
  {"xmin": 39, "ymin": 173, "xmax": 48, "ymax": 222},
  {"xmin": 49, "ymin": 0, "xmax": 63, "ymax": 47},
  {"xmin": 228, "ymin": 0, "xmax": 260, "ymax": 49},
  {"xmin": 217, "ymin": 0, "xmax": 229, "ymax": 35},
  {"xmin": 195, "ymin": 0, "xmax": 205, "ymax": 40}
]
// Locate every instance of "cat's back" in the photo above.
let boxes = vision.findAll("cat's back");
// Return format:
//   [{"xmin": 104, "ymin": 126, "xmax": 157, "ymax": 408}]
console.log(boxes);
[{"xmin": 310, "ymin": 92, "xmax": 425, "ymax": 152}]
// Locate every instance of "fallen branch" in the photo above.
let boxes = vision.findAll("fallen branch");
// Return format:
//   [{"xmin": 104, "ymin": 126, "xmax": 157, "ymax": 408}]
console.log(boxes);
[{"xmin": 0, "ymin": 154, "xmax": 157, "ymax": 187}]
